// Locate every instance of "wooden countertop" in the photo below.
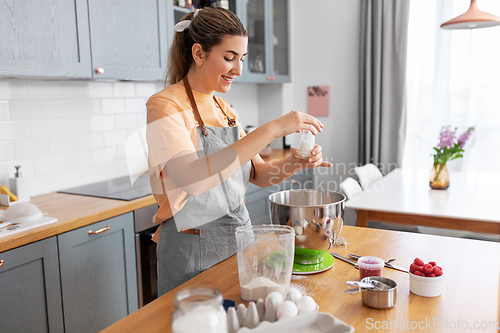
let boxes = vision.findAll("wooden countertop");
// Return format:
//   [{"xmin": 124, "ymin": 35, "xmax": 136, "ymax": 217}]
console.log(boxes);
[
  {"xmin": 103, "ymin": 226, "xmax": 500, "ymax": 333},
  {"xmin": 0, "ymin": 193, "xmax": 156, "ymax": 253},
  {"xmin": 261, "ymin": 149, "xmax": 290, "ymax": 162}
]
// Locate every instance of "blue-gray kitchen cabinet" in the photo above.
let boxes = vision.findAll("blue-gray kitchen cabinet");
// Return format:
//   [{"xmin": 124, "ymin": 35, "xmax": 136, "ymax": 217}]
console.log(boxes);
[
  {"xmin": 0, "ymin": 237, "xmax": 64, "ymax": 333},
  {"xmin": 245, "ymin": 183, "xmax": 272, "ymax": 225},
  {"xmin": 239, "ymin": 0, "xmax": 290, "ymax": 83},
  {"xmin": 88, "ymin": 0, "xmax": 168, "ymax": 80},
  {"xmin": 0, "ymin": 0, "xmax": 92, "ymax": 78},
  {"xmin": 58, "ymin": 213, "xmax": 138, "ymax": 333}
]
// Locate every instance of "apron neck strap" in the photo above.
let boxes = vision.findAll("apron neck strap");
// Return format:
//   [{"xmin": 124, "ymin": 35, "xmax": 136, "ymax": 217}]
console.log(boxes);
[{"xmin": 183, "ymin": 76, "xmax": 209, "ymax": 136}]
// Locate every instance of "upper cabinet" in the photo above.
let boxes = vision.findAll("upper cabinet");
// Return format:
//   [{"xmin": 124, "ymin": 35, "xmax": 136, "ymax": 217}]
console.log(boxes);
[
  {"xmin": 240, "ymin": 0, "xmax": 290, "ymax": 83},
  {"xmin": 0, "ymin": 0, "xmax": 92, "ymax": 78},
  {"xmin": 0, "ymin": 0, "xmax": 168, "ymax": 80},
  {"xmin": 0, "ymin": 0, "xmax": 289, "ymax": 82},
  {"xmin": 88, "ymin": 0, "xmax": 168, "ymax": 80}
]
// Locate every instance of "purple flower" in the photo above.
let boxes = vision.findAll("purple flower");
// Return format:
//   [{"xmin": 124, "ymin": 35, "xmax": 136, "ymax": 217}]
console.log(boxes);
[
  {"xmin": 457, "ymin": 127, "xmax": 474, "ymax": 148},
  {"xmin": 438, "ymin": 128, "xmax": 455, "ymax": 149}
]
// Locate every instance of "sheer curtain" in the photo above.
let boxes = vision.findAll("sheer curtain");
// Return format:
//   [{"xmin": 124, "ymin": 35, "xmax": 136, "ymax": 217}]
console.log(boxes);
[{"xmin": 403, "ymin": 0, "xmax": 500, "ymax": 173}]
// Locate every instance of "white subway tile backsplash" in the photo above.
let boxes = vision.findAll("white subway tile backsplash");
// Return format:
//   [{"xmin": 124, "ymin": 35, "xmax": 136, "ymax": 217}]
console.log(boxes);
[
  {"xmin": 62, "ymin": 117, "xmax": 91, "ymax": 134},
  {"xmin": 49, "ymin": 135, "xmax": 79, "ymax": 155},
  {"xmin": 10, "ymin": 100, "xmax": 46, "ymax": 119},
  {"xmin": 65, "ymin": 151, "xmax": 93, "ymax": 170},
  {"xmin": 113, "ymin": 82, "xmax": 136, "ymax": 97},
  {"xmin": 105, "ymin": 130, "xmax": 127, "ymax": 147},
  {"xmin": 135, "ymin": 82, "xmax": 162, "ymax": 97},
  {"xmin": 0, "ymin": 79, "xmax": 259, "ymax": 196},
  {"xmin": 88, "ymin": 82, "xmax": 114, "ymax": 98},
  {"xmin": 14, "ymin": 138, "xmax": 50, "ymax": 159},
  {"xmin": 0, "ymin": 141, "xmax": 15, "ymax": 162},
  {"xmin": 0, "ymin": 120, "xmax": 31, "ymax": 141},
  {"xmin": 58, "ymin": 81, "xmax": 90, "ymax": 99},
  {"xmin": 93, "ymin": 147, "xmax": 117, "ymax": 165},
  {"xmin": 102, "ymin": 98, "xmax": 126, "ymax": 114},
  {"xmin": 125, "ymin": 98, "xmax": 147, "ymax": 113},
  {"xmin": 106, "ymin": 159, "xmax": 130, "ymax": 179},
  {"xmin": 75, "ymin": 99, "xmax": 102, "ymax": 116},
  {"xmin": 26, "ymin": 81, "xmax": 61, "ymax": 99},
  {"xmin": 136, "ymin": 113, "xmax": 147, "ymax": 127},
  {"xmin": 80, "ymin": 164, "xmax": 108, "ymax": 184},
  {"xmin": 0, "ymin": 80, "xmax": 28, "ymax": 100},
  {"xmin": 51, "ymin": 169, "xmax": 81, "ymax": 191},
  {"xmin": 91, "ymin": 115, "xmax": 115, "ymax": 131},
  {"xmin": 79, "ymin": 132, "xmax": 105, "ymax": 150},
  {"xmin": 31, "ymin": 118, "xmax": 63, "ymax": 137},
  {"xmin": 34, "ymin": 154, "xmax": 66, "ymax": 175},
  {"xmin": 27, "ymin": 175, "xmax": 53, "ymax": 197},
  {"xmin": 115, "ymin": 114, "xmax": 139, "ymax": 129},
  {"xmin": 46, "ymin": 100, "xmax": 76, "ymax": 117},
  {"xmin": 0, "ymin": 101, "xmax": 11, "ymax": 120}
]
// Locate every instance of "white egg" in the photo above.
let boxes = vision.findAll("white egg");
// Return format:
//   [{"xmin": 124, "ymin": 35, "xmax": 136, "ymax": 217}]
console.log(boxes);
[
  {"xmin": 277, "ymin": 300, "xmax": 298, "ymax": 320},
  {"xmin": 284, "ymin": 287, "xmax": 302, "ymax": 303},
  {"xmin": 296, "ymin": 296, "xmax": 317, "ymax": 314},
  {"xmin": 264, "ymin": 292, "xmax": 284, "ymax": 309}
]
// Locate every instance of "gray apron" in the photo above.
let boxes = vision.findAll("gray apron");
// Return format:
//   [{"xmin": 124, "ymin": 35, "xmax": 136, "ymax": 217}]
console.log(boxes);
[{"xmin": 157, "ymin": 79, "xmax": 251, "ymax": 296}]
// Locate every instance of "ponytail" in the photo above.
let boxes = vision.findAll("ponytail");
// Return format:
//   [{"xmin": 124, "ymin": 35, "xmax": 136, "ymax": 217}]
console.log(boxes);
[{"xmin": 165, "ymin": 7, "xmax": 247, "ymax": 85}]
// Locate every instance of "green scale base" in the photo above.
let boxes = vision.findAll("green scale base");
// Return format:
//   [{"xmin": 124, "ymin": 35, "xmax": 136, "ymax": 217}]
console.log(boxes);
[{"xmin": 292, "ymin": 253, "xmax": 335, "ymax": 274}]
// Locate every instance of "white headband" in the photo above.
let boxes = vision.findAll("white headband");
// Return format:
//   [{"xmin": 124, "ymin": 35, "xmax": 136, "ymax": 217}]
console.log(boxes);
[{"xmin": 174, "ymin": 9, "xmax": 200, "ymax": 32}]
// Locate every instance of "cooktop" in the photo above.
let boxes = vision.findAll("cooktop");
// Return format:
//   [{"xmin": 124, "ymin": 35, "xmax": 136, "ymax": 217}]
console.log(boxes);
[{"xmin": 58, "ymin": 174, "xmax": 152, "ymax": 201}]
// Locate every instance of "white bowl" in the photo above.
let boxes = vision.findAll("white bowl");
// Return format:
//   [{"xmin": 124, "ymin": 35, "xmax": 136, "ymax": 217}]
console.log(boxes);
[{"xmin": 409, "ymin": 272, "xmax": 444, "ymax": 297}]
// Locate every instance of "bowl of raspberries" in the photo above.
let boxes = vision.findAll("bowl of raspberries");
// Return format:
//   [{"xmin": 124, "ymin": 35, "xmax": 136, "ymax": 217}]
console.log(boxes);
[{"xmin": 409, "ymin": 258, "xmax": 444, "ymax": 297}]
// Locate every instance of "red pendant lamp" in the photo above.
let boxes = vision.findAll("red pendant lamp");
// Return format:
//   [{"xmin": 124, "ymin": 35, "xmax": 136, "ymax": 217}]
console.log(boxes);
[{"xmin": 440, "ymin": 0, "xmax": 500, "ymax": 29}]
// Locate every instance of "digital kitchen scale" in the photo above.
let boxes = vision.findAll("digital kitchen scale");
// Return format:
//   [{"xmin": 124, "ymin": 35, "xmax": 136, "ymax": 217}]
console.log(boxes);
[{"xmin": 292, "ymin": 253, "xmax": 335, "ymax": 274}]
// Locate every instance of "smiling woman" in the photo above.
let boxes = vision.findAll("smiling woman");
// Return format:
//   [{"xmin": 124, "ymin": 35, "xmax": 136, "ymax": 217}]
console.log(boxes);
[{"xmin": 146, "ymin": 6, "xmax": 331, "ymax": 296}]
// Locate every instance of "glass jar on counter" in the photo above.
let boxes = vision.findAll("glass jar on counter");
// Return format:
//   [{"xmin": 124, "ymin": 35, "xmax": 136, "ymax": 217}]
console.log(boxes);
[{"xmin": 171, "ymin": 286, "xmax": 228, "ymax": 333}]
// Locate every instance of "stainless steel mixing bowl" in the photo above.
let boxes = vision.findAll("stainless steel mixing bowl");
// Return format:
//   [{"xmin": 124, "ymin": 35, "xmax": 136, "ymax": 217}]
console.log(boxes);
[{"xmin": 268, "ymin": 189, "xmax": 346, "ymax": 265}]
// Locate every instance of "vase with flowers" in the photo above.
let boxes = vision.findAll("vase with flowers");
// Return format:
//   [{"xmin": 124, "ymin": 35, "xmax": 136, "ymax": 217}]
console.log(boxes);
[{"xmin": 430, "ymin": 126, "xmax": 474, "ymax": 189}]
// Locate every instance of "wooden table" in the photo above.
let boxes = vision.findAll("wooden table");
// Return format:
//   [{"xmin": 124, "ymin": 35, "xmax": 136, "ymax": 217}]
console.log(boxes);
[
  {"xmin": 103, "ymin": 226, "xmax": 500, "ymax": 333},
  {"xmin": 346, "ymin": 168, "xmax": 500, "ymax": 235}
]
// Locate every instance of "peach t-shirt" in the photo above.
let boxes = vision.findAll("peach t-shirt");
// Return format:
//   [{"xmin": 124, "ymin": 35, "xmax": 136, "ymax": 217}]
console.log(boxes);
[{"xmin": 146, "ymin": 84, "xmax": 245, "ymax": 240}]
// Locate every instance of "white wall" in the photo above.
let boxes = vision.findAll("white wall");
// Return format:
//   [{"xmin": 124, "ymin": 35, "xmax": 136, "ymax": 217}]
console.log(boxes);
[
  {"xmin": 292, "ymin": 0, "xmax": 361, "ymax": 191},
  {"xmin": 0, "ymin": 79, "xmax": 258, "ymax": 197}
]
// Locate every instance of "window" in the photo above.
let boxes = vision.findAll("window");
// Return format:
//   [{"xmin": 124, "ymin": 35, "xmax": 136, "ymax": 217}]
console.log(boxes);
[{"xmin": 403, "ymin": 0, "xmax": 500, "ymax": 173}]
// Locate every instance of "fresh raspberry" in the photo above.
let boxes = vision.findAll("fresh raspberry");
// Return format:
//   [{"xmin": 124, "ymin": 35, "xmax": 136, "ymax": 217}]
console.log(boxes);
[
  {"xmin": 414, "ymin": 270, "xmax": 425, "ymax": 277},
  {"xmin": 428, "ymin": 261, "xmax": 437, "ymax": 267},
  {"xmin": 433, "ymin": 266, "xmax": 443, "ymax": 276},
  {"xmin": 409, "ymin": 263, "xmax": 422, "ymax": 273},
  {"xmin": 426, "ymin": 273, "xmax": 436, "ymax": 277},
  {"xmin": 436, "ymin": 266, "xmax": 443, "ymax": 272},
  {"xmin": 422, "ymin": 264, "xmax": 433, "ymax": 275},
  {"xmin": 414, "ymin": 258, "xmax": 425, "ymax": 266}
]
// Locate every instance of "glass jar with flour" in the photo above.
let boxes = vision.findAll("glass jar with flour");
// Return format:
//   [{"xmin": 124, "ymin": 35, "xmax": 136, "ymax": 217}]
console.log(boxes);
[
  {"xmin": 297, "ymin": 130, "xmax": 315, "ymax": 159},
  {"xmin": 171, "ymin": 286, "xmax": 227, "ymax": 333}
]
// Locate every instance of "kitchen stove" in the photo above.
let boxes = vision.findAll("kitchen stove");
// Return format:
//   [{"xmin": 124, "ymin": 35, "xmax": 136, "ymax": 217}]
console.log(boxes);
[{"xmin": 58, "ymin": 174, "xmax": 152, "ymax": 201}]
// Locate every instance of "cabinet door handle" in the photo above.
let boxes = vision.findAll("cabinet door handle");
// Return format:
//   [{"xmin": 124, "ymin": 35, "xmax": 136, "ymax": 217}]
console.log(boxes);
[
  {"xmin": 0, "ymin": 260, "xmax": 4, "ymax": 267},
  {"xmin": 267, "ymin": 76, "xmax": 272, "ymax": 81},
  {"xmin": 244, "ymin": 200, "xmax": 248, "ymax": 204},
  {"xmin": 95, "ymin": 67, "xmax": 104, "ymax": 74},
  {"xmin": 290, "ymin": 179, "xmax": 299, "ymax": 184},
  {"xmin": 88, "ymin": 225, "xmax": 110, "ymax": 235},
  {"xmin": 272, "ymin": 76, "xmax": 276, "ymax": 81}
]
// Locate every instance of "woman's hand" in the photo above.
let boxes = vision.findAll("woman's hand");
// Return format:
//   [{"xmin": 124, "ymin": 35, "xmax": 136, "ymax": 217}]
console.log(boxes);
[
  {"xmin": 290, "ymin": 145, "xmax": 332, "ymax": 169},
  {"xmin": 270, "ymin": 111, "xmax": 324, "ymax": 138}
]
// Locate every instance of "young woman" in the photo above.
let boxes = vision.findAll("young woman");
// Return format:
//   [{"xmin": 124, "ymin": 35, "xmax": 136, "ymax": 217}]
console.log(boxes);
[{"xmin": 146, "ymin": 6, "xmax": 332, "ymax": 295}]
